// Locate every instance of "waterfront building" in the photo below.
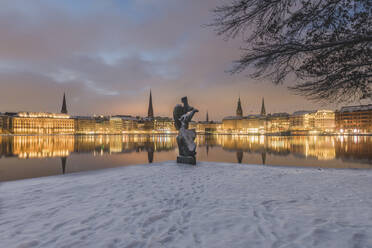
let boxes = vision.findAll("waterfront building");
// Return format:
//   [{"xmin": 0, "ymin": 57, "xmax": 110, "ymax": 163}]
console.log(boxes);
[
  {"xmin": 335, "ymin": 104, "xmax": 372, "ymax": 134},
  {"xmin": 136, "ymin": 117, "xmax": 154, "ymax": 131},
  {"xmin": 196, "ymin": 111, "xmax": 222, "ymax": 133},
  {"xmin": 109, "ymin": 117, "xmax": 124, "ymax": 134},
  {"xmin": 112, "ymin": 115, "xmax": 139, "ymax": 132},
  {"xmin": 239, "ymin": 115, "xmax": 266, "ymax": 134},
  {"xmin": 222, "ymin": 116, "xmax": 240, "ymax": 132},
  {"xmin": 154, "ymin": 117, "xmax": 176, "ymax": 133},
  {"xmin": 0, "ymin": 114, "xmax": 3, "ymax": 134},
  {"xmin": 74, "ymin": 116, "xmax": 121, "ymax": 134},
  {"xmin": 197, "ymin": 122, "xmax": 222, "ymax": 133},
  {"xmin": 8, "ymin": 112, "xmax": 74, "ymax": 135},
  {"xmin": 289, "ymin": 110, "xmax": 335, "ymax": 134},
  {"xmin": 189, "ymin": 121, "xmax": 198, "ymax": 130},
  {"xmin": 313, "ymin": 110, "xmax": 335, "ymax": 133},
  {"xmin": 289, "ymin": 111, "xmax": 316, "ymax": 134},
  {"xmin": 74, "ymin": 116, "xmax": 96, "ymax": 134},
  {"xmin": 266, "ymin": 113, "xmax": 290, "ymax": 134},
  {"xmin": 222, "ymin": 97, "xmax": 266, "ymax": 134}
]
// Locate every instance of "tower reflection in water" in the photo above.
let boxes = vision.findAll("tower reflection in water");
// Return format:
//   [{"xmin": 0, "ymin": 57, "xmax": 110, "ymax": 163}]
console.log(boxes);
[{"xmin": 0, "ymin": 134, "xmax": 372, "ymax": 181}]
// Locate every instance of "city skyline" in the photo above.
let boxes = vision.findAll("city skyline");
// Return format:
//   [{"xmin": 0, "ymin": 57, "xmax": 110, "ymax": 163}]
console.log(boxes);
[{"xmin": 0, "ymin": 0, "xmax": 370, "ymax": 121}]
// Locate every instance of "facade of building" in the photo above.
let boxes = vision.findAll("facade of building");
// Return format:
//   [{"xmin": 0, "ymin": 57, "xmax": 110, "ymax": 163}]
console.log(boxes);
[
  {"xmin": 289, "ymin": 110, "xmax": 336, "ymax": 134},
  {"xmin": 113, "ymin": 115, "xmax": 138, "ymax": 132},
  {"xmin": 8, "ymin": 112, "xmax": 74, "ymax": 134},
  {"xmin": 74, "ymin": 116, "xmax": 96, "ymax": 134},
  {"xmin": 335, "ymin": 104, "xmax": 372, "ymax": 134},
  {"xmin": 266, "ymin": 113, "xmax": 290, "ymax": 134},
  {"xmin": 0, "ymin": 114, "xmax": 3, "ymax": 134},
  {"xmin": 289, "ymin": 111, "xmax": 316, "ymax": 133},
  {"xmin": 239, "ymin": 115, "xmax": 266, "ymax": 134},
  {"xmin": 154, "ymin": 117, "xmax": 176, "ymax": 132},
  {"xmin": 313, "ymin": 110, "xmax": 335, "ymax": 133},
  {"xmin": 197, "ymin": 121, "xmax": 222, "ymax": 133}
]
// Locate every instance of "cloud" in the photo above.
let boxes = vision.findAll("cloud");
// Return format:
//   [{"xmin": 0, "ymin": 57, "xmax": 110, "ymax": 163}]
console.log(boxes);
[{"xmin": 0, "ymin": 0, "xmax": 343, "ymax": 120}]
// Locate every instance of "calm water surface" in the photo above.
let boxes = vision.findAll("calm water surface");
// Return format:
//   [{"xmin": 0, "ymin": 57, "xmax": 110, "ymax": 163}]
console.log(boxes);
[{"xmin": 0, "ymin": 134, "xmax": 371, "ymax": 181}]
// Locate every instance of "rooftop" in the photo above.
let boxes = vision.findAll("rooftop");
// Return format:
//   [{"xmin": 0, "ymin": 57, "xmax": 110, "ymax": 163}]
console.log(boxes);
[{"xmin": 339, "ymin": 104, "xmax": 372, "ymax": 113}]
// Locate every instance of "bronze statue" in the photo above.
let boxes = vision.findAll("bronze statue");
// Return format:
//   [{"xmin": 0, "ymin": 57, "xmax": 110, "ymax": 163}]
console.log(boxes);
[{"xmin": 173, "ymin": 97, "xmax": 198, "ymax": 165}]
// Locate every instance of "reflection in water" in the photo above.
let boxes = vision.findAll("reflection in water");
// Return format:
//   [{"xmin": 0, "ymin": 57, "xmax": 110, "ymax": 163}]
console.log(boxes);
[
  {"xmin": 236, "ymin": 151, "xmax": 243, "ymax": 164},
  {"xmin": 61, "ymin": 157, "xmax": 67, "ymax": 174},
  {"xmin": 262, "ymin": 152, "xmax": 266, "ymax": 165},
  {"xmin": 148, "ymin": 149, "xmax": 154, "ymax": 163},
  {"xmin": 1, "ymin": 134, "xmax": 372, "ymax": 181}
]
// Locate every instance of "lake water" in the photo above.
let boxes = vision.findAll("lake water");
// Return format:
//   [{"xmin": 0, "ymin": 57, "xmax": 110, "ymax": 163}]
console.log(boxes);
[{"xmin": 1, "ymin": 134, "xmax": 371, "ymax": 181}]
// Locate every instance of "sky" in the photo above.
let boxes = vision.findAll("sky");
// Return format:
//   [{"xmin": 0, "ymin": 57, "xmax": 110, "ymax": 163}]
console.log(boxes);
[{"xmin": 0, "ymin": 0, "xmax": 364, "ymax": 121}]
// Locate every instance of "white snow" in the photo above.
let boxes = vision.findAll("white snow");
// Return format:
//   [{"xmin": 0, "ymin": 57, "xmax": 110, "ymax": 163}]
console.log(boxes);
[{"xmin": 1, "ymin": 162, "xmax": 372, "ymax": 248}]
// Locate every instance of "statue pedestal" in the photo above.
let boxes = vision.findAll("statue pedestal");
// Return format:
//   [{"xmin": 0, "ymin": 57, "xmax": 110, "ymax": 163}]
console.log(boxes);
[{"xmin": 177, "ymin": 156, "xmax": 196, "ymax": 165}]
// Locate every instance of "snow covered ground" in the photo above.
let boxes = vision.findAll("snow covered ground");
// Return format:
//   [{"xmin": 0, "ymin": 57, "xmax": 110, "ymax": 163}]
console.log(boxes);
[{"xmin": 1, "ymin": 162, "xmax": 372, "ymax": 248}]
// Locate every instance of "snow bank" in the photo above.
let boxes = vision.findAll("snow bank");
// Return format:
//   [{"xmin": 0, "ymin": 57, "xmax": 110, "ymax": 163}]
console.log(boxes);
[{"xmin": 1, "ymin": 162, "xmax": 372, "ymax": 248}]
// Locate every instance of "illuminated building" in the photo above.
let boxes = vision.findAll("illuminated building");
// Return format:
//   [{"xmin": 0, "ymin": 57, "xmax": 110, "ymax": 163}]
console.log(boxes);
[
  {"xmin": 154, "ymin": 117, "xmax": 176, "ymax": 132},
  {"xmin": 137, "ymin": 117, "xmax": 154, "ymax": 131},
  {"xmin": 121, "ymin": 116, "xmax": 139, "ymax": 132},
  {"xmin": 8, "ymin": 112, "xmax": 74, "ymax": 134},
  {"xmin": 335, "ymin": 104, "xmax": 372, "ymax": 134},
  {"xmin": 196, "ymin": 111, "xmax": 222, "ymax": 133},
  {"xmin": 239, "ymin": 115, "xmax": 266, "ymax": 134},
  {"xmin": 197, "ymin": 122, "xmax": 222, "ymax": 133},
  {"xmin": 74, "ymin": 116, "xmax": 120, "ymax": 134},
  {"xmin": 74, "ymin": 116, "xmax": 96, "ymax": 134},
  {"xmin": 111, "ymin": 115, "xmax": 139, "ymax": 132},
  {"xmin": 266, "ymin": 113, "xmax": 290, "ymax": 134},
  {"xmin": 289, "ymin": 111, "xmax": 315, "ymax": 134},
  {"xmin": 189, "ymin": 121, "xmax": 198, "ymax": 130},
  {"xmin": 222, "ymin": 97, "xmax": 266, "ymax": 134},
  {"xmin": 313, "ymin": 110, "xmax": 335, "ymax": 133},
  {"xmin": 222, "ymin": 116, "xmax": 241, "ymax": 132},
  {"xmin": 109, "ymin": 117, "xmax": 124, "ymax": 134},
  {"xmin": 0, "ymin": 114, "xmax": 3, "ymax": 134}
]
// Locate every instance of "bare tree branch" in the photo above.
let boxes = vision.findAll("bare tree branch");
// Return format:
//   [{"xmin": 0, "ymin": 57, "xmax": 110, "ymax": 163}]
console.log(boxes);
[{"xmin": 210, "ymin": 0, "xmax": 372, "ymax": 102}]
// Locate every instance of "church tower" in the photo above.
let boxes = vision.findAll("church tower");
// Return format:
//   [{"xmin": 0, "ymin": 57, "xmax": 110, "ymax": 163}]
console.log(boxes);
[
  {"xmin": 61, "ymin": 93, "xmax": 68, "ymax": 114},
  {"xmin": 236, "ymin": 97, "xmax": 243, "ymax": 117},
  {"xmin": 147, "ymin": 90, "xmax": 154, "ymax": 119},
  {"xmin": 260, "ymin": 97, "xmax": 266, "ymax": 116},
  {"xmin": 206, "ymin": 111, "xmax": 209, "ymax": 122}
]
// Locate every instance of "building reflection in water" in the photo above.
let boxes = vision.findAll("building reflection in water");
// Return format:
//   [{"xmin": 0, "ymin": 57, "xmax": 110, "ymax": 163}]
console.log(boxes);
[
  {"xmin": 1, "ymin": 134, "xmax": 372, "ymax": 180},
  {"xmin": 236, "ymin": 151, "xmax": 243, "ymax": 164},
  {"xmin": 261, "ymin": 152, "xmax": 266, "ymax": 165},
  {"xmin": 1, "ymin": 135, "xmax": 372, "ymax": 164},
  {"xmin": 61, "ymin": 157, "xmax": 67, "ymax": 174}
]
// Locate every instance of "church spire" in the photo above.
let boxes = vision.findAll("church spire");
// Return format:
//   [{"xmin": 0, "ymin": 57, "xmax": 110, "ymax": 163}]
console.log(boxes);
[
  {"xmin": 260, "ymin": 97, "xmax": 266, "ymax": 116},
  {"xmin": 236, "ymin": 97, "xmax": 243, "ymax": 117},
  {"xmin": 206, "ymin": 111, "xmax": 209, "ymax": 122},
  {"xmin": 147, "ymin": 89, "xmax": 154, "ymax": 118},
  {"xmin": 61, "ymin": 92, "xmax": 67, "ymax": 114}
]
